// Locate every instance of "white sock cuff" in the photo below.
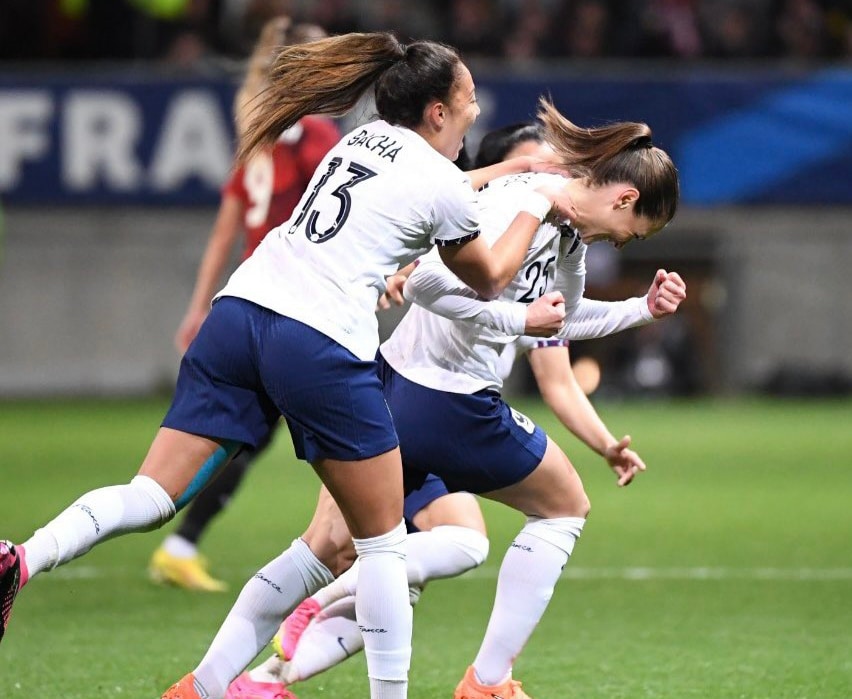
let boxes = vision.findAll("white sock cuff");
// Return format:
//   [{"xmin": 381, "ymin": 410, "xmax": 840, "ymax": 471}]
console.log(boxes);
[
  {"xmin": 365, "ymin": 646, "xmax": 412, "ymax": 682},
  {"xmin": 428, "ymin": 525, "xmax": 490, "ymax": 567},
  {"xmin": 129, "ymin": 475, "xmax": 176, "ymax": 522},
  {"xmin": 291, "ymin": 537, "xmax": 335, "ymax": 590},
  {"xmin": 522, "ymin": 516, "xmax": 586, "ymax": 556},
  {"xmin": 352, "ymin": 520, "xmax": 407, "ymax": 559}
]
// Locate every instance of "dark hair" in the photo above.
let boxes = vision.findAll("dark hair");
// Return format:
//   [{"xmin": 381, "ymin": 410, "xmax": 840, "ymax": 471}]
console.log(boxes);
[
  {"xmin": 239, "ymin": 32, "xmax": 463, "ymax": 162},
  {"xmin": 537, "ymin": 98, "xmax": 679, "ymax": 225},
  {"xmin": 474, "ymin": 122, "xmax": 544, "ymax": 168}
]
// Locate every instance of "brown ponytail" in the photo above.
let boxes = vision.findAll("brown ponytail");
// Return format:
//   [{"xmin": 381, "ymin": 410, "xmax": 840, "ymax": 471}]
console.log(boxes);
[
  {"xmin": 238, "ymin": 32, "xmax": 406, "ymax": 162},
  {"xmin": 238, "ymin": 32, "xmax": 465, "ymax": 164},
  {"xmin": 538, "ymin": 97, "xmax": 679, "ymax": 224}
]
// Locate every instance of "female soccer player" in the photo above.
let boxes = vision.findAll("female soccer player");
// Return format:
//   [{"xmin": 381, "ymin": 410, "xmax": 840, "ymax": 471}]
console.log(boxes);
[
  {"xmin": 216, "ymin": 109, "xmax": 685, "ymax": 699},
  {"xmin": 379, "ymin": 99, "xmax": 685, "ymax": 699},
  {"xmin": 0, "ymin": 34, "xmax": 576, "ymax": 699}
]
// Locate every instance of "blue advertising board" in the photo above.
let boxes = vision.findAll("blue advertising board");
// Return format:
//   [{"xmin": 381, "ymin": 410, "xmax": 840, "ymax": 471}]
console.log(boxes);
[{"xmin": 1, "ymin": 67, "xmax": 850, "ymax": 205}]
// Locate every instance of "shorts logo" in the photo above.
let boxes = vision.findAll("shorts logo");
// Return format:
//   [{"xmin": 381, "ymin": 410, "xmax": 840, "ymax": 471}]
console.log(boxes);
[{"xmin": 510, "ymin": 408, "xmax": 535, "ymax": 434}]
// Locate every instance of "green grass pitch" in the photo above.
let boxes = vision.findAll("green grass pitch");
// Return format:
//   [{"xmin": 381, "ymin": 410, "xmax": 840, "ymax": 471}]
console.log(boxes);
[{"xmin": 1, "ymin": 397, "xmax": 850, "ymax": 698}]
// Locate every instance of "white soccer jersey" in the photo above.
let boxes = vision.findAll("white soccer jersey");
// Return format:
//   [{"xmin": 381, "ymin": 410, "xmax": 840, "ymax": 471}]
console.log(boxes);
[
  {"xmin": 217, "ymin": 120, "xmax": 480, "ymax": 360},
  {"xmin": 381, "ymin": 172, "xmax": 654, "ymax": 393}
]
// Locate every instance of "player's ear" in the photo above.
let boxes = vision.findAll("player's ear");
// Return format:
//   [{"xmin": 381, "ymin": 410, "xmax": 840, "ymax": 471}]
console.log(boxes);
[
  {"xmin": 615, "ymin": 187, "xmax": 639, "ymax": 209},
  {"xmin": 424, "ymin": 100, "xmax": 446, "ymax": 131}
]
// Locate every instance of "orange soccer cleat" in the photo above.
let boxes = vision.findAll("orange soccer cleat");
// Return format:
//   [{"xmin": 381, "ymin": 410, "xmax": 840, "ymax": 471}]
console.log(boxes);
[
  {"xmin": 453, "ymin": 665, "xmax": 533, "ymax": 699},
  {"xmin": 161, "ymin": 673, "xmax": 209, "ymax": 699}
]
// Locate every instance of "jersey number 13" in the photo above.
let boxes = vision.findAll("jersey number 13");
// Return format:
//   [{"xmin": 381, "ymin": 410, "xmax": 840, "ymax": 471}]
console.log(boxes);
[{"xmin": 288, "ymin": 157, "xmax": 377, "ymax": 243}]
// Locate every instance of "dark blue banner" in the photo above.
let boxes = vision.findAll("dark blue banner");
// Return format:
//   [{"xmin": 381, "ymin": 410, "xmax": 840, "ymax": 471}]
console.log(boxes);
[
  {"xmin": 0, "ymin": 74, "xmax": 237, "ymax": 205},
  {"xmin": 1, "ymin": 67, "xmax": 850, "ymax": 205}
]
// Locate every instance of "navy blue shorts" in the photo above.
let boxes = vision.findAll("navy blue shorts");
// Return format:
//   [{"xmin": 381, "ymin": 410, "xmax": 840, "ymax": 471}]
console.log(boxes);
[
  {"xmin": 163, "ymin": 297, "xmax": 399, "ymax": 463},
  {"xmin": 403, "ymin": 474, "xmax": 450, "ymax": 532},
  {"xmin": 378, "ymin": 354, "xmax": 547, "ymax": 494}
]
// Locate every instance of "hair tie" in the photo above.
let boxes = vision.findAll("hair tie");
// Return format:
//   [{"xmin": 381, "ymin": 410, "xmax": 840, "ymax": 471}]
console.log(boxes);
[{"xmin": 630, "ymin": 135, "xmax": 654, "ymax": 150}]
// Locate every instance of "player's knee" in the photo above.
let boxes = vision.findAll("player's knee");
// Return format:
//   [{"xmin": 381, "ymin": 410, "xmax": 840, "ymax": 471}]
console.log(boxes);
[
  {"xmin": 352, "ymin": 519, "xmax": 407, "ymax": 560},
  {"xmin": 564, "ymin": 486, "xmax": 591, "ymax": 519},
  {"xmin": 129, "ymin": 475, "xmax": 177, "ymax": 529},
  {"xmin": 577, "ymin": 493, "xmax": 591, "ymax": 519},
  {"xmin": 432, "ymin": 524, "xmax": 490, "ymax": 568},
  {"xmin": 523, "ymin": 515, "xmax": 586, "ymax": 557}
]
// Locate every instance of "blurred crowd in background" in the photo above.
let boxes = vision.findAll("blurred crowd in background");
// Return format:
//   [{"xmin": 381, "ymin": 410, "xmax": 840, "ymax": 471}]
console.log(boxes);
[{"xmin": 1, "ymin": 0, "xmax": 850, "ymax": 68}]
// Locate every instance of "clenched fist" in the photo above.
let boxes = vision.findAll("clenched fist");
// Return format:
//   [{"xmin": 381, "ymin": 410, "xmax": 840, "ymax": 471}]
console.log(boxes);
[{"xmin": 646, "ymin": 269, "xmax": 686, "ymax": 318}]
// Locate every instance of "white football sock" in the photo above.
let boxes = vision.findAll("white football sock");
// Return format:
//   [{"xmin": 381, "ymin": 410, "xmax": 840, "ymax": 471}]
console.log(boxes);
[
  {"xmin": 161, "ymin": 533, "xmax": 198, "ymax": 559},
  {"xmin": 406, "ymin": 525, "xmax": 489, "ymax": 585},
  {"xmin": 473, "ymin": 516, "xmax": 585, "ymax": 686},
  {"xmin": 311, "ymin": 565, "xmax": 358, "ymax": 608},
  {"xmin": 248, "ymin": 654, "xmax": 291, "ymax": 684},
  {"xmin": 193, "ymin": 538, "xmax": 333, "ymax": 697},
  {"xmin": 353, "ymin": 520, "xmax": 411, "ymax": 699},
  {"xmin": 261, "ymin": 525, "xmax": 487, "ymax": 688},
  {"xmin": 313, "ymin": 525, "xmax": 489, "ymax": 609},
  {"xmin": 248, "ymin": 525, "xmax": 489, "ymax": 691},
  {"xmin": 22, "ymin": 475, "xmax": 175, "ymax": 577}
]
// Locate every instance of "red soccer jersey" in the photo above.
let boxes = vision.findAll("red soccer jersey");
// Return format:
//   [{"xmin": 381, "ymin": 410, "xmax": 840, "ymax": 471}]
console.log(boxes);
[{"xmin": 223, "ymin": 116, "xmax": 340, "ymax": 259}]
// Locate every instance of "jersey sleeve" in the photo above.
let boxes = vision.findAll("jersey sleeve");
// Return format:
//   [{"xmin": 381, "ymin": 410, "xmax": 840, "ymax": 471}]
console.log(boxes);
[
  {"xmin": 557, "ymin": 295, "xmax": 654, "ymax": 341},
  {"xmin": 430, "ymin": 175, "xmax": 481, "ymax": 247},
  {"xmin": 403, "ymin": 258, "xmax": 527, "ymax": 335}
]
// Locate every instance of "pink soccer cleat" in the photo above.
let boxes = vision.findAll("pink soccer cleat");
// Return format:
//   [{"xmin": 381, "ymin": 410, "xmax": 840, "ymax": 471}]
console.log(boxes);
[
  {"xmin": 0, "ymin": 541, "xmax": 23, "ymax": 645},
  {"xmin": 226, "ymin": 672, "xmax": 296, "ymax": 699},
  {"xmin": 272, "ymin": 597, "xmax": 321, "ymax": 660}
]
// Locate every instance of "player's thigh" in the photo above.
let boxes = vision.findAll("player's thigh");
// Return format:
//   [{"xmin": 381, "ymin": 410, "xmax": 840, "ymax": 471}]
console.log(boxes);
[
  {"xmin": 313, "ymin": 447, "xmax": 405, "ymax": 541},
  {"xmin": 138, "ymin": 427, "xmax": 235, "ymax": 504},
  {"xmin": 481, "ymin": 437, "xmax": 590, "ymax": 519},
  {"xmin": 411, "ymin": 491, "xmax": 486, "ymax": 535}
]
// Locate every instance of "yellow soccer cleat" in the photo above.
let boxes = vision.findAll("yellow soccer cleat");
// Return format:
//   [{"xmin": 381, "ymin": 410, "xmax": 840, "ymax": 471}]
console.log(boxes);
[
  {"xmin": 453, "ymin": 665, "xmax": 533, "ymax": 699},
  {"xmin": 149, "ymin": 547, "xmax": 227, "ymax": 592}
]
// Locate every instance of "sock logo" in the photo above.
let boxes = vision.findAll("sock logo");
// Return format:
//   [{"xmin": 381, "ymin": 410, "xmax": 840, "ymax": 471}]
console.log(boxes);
[
  {"xmin": 358, "ymin": 625, "xmax": 388, "ymax": 634},
  {"xmin": 337, "ymin": 636, "xmax": 351, "ymax": 656},
  {"xmin": 253, "ymin": 573, "xmax": 282, "ymax": 593},
  {"xmin": 73, "ymin": 504, "xmax": 100, "ymax": 534}
]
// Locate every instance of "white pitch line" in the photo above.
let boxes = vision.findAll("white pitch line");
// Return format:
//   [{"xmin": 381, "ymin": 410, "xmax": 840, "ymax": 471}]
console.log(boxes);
[
  {"xmin": 43, "ymin": 566, "xmax": 852, "ymax": 582},
  {"xmin": 464, "ymin": 566, "xmax": 852, "ymax": 581}
]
